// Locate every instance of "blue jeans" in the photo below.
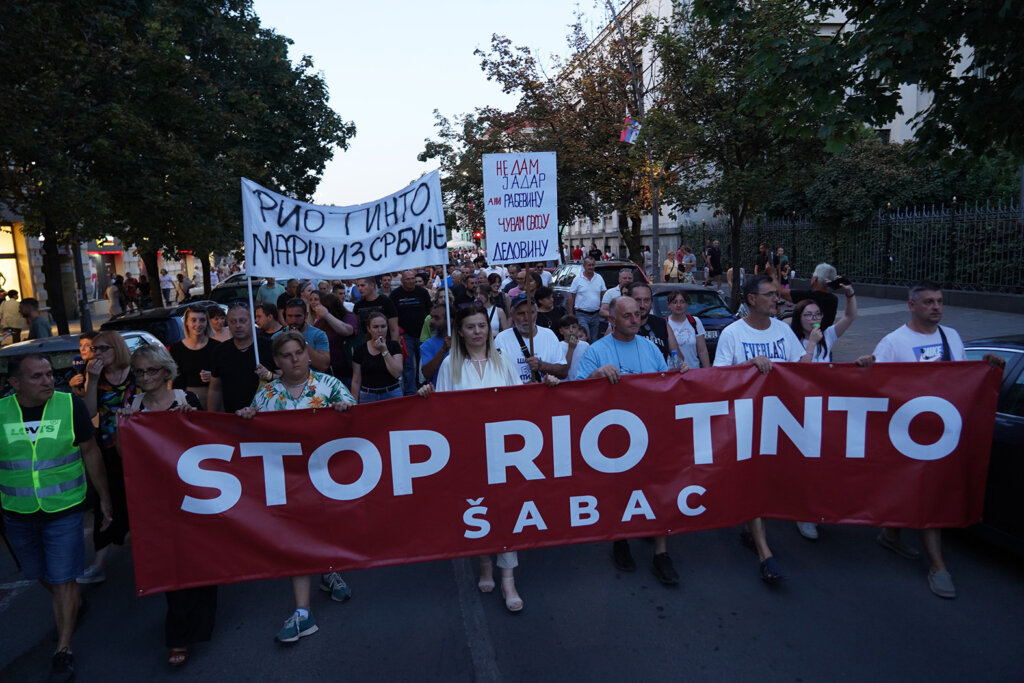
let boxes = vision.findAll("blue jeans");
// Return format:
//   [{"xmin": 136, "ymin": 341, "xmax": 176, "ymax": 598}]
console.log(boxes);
[
  {"xmin": 4, "ymin": 511, "xmax": 84, "ymax": 584},
  {"xmin": 359, "ymin": 384, "xmax": 402, "ymax": 404},
  {"xmin": 576, "ymin": 310, "xmax": 602, "ymax": 343},
  {"xmin": 401, "ymin": 333, "xmax": 421, "ymax": 395}
]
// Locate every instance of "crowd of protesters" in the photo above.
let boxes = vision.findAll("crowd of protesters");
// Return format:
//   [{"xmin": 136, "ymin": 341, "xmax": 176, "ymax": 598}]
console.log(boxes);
[{"xmin": 0, "ymin": 248, "xmax": 1008, "ymax": 681}]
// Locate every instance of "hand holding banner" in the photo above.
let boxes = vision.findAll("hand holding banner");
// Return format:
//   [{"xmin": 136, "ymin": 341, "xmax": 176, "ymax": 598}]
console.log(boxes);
[{"xmin": 241, "ymin": 171, "xmax": 447, "ymax": 280}]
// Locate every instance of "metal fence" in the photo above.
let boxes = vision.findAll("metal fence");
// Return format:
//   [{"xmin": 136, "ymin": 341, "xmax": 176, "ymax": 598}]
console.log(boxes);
[{"xmin": 679, "ymin": 200, "xmax": 1024, "ymax": 294}]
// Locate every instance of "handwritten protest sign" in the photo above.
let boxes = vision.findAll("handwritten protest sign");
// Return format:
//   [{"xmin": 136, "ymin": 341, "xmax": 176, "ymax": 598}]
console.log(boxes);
[
  {"xmin": 482, "ymin": 152, "xmax": 558, "ymax": 264},
  {"xmin": 241, "ymin": 171, "xmax": 447, "ymax": 280}
]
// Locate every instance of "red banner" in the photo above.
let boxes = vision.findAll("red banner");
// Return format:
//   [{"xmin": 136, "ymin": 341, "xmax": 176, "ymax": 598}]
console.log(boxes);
[{"xmin": 120, "ymin": 362, "xmax": 1001, "ymax": 595}]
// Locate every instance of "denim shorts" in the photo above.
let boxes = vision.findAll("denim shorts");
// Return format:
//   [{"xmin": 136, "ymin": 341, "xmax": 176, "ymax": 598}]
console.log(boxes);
[{"xmin": 3, "ymin": 512, "xmax": 84, "ymax": 584}]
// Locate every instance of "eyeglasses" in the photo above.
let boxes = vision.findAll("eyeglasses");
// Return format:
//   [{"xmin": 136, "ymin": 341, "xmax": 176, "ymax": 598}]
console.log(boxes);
[
  {"xmin": 801, "ymin": 311, "xmax": 823, "ymax": 319},
  {"xmin": 89, "ymin": 345, "xmax": 113, "ymax": 353},
  {"xmin": 755, "ymin": 291, "xmax": 781, "ymax": 300},
  {"xmin": 133, "ymin": 367, "xmax": 164, "ymax": 377}
]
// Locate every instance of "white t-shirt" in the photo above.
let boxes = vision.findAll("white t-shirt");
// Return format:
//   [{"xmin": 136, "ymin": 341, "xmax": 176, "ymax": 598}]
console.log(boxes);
[
  {"xmin": 713, "ymin": 318, "xmax": 806, "ymax": 366},
  {"xmin": 667, "ymin": 316, "xmax": 707, "ymax": 369},
  {"xmin": 873, "ymin": 325, "xmax": 966, "ymax": 363},
  {"xmin": 540, "ymin": 270, "xmax": 553, "ymax": 286},
  {"xmin": 809, "ymin": 326, "xmax": 839, "ymax": 363},
  {"xmin": 559, "ymin": 339, "xmax": 590, "ymax": 381},
  {"xmin": 601, "ymin": 285, "xmax": 623, "ymax": 307},
  {"xmin": 569, "ymin": 273, "xmax": 606, "ymax": 312},
  {"xmin": 494, "ymin": 326, "xmax": 567, "ymax": 383}
]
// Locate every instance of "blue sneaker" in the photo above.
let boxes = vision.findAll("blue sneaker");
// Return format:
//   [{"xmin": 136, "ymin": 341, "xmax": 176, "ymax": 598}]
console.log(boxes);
[
  {"xmin": 319, "ymin": 572, "xmax": 352, "ymax": 602},
  {"xmin": 275, "ymin": 610, "xmax": 318, "ymax": 643}
]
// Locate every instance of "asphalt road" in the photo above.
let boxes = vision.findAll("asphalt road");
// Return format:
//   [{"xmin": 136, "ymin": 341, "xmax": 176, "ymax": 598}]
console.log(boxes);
[{"xmin": 3, "ymin": 294, "xmax": 1024, "ymax": 682}]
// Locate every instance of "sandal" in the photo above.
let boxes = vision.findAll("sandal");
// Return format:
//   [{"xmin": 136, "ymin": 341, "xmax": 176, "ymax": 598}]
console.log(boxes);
[
  {"xmin": 500, "ymin": 577, "xmax": 523, "ymax": 613},
  {"xmin": 760, "ymin": 557, "xmax": 785, "ymax": 585},
  {"xmin": 168, "ymin": 648, "xmax": 189, "ymax": 667},
  {"xmin": 477, "ymin": 558, "xmax": 495, "ymax": 593}
]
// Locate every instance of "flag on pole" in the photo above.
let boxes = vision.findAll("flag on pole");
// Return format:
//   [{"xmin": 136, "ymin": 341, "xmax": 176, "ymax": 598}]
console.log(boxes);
[{"xmin": 619, "ymin": 117, "xmax": 641, "ymax": 144}]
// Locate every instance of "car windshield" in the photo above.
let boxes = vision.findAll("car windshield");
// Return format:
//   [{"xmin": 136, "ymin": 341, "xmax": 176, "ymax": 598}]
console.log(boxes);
[
  {"xmin": 653, "ymin": 291, "xmax": 733, "ymax": 318},
  {"xmin": 599, "ymin": 265, "xmax": 645, "ymax": 288}
]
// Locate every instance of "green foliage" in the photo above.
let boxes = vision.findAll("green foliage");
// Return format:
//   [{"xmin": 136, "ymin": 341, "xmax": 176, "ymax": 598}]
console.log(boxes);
[
  {"xmin": 696, "ymin": 0, "xmax": 1024, "ymax": 157},
  {"xmin": 0, "ymin": 0, "xmax": 355, "ymax": 269}
]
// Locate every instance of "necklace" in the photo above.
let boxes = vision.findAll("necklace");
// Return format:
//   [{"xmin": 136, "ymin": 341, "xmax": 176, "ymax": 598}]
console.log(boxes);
[{"xmin": 468, "ymin": 356, "xmax": 488, "ymax": 379}]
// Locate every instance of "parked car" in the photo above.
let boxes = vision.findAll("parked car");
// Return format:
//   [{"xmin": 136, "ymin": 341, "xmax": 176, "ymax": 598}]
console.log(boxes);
[
  {"xmin": 550, "ymin": 259, "xmax": 648, "ymax": 309},
  {"xmin": 209, "ymin": 273, "xmax": 265, "ymax": 304},
  {"xmin": 101, "ymin": 301, "xmax": 226, "ymax": 346},
  {"xmin": 0, "ymin": 331, "xmax": 162, "ymax": 397},
  {"xmin": 648, "ymin": 283, "xmax": 740, "ymax": 361},
  {"xmin": 962, "ymin": 336, "xmax": 1024, "ymax": 556}
]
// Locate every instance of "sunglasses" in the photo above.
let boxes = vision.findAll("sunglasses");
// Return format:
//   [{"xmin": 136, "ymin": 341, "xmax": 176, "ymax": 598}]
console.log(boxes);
[
  {"xmin": 89, "ymin": 345, "xmax": 113, "ymax": 353},
  {"xmin": 133, "ymin": 367, "xmax": 165, "ymax": 377}
]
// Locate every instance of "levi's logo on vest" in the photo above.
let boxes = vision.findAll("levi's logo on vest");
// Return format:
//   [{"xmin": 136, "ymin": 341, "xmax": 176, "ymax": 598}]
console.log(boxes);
[{"xmin": 6, "ymin": 419, "xmax": 62, "ymax": 442}]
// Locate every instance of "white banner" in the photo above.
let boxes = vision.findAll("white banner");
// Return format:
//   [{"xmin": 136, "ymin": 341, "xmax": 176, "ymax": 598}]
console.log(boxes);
[
  {"xmin": 241, "ymin": 172, "xmax": 447, "ymax": 280},
  {"xmin": 482, "ymin": 152, "xmax": 558, "ymax": 264}
]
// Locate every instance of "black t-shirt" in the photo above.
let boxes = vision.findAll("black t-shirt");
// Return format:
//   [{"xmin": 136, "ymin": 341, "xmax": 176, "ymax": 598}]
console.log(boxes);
[
  {"xmin": 390, "ymin": 286, "xmax": 431, "ymax": 336},
  {"xmin": 276, "ymin": 291, "xmax": 293, "ymax": 312},
  {"xmin": 791, "ymin": 289, "xmax": 839, "ymax": 329},
  {"xmin": 536, "ymin": 306, "xmax": 566, "ymax": 337},
  {"xmin": 353, "ymin": 296, "xmax": 399, "ymax": 340},
  {"xmin": 709, "ymin": 247, "xmax": 722, "ymax": 270},
  {"xmin": 638, "ymin": 314, "xmax": 671, "ymax": 359},
  {"xmin": 352, "ymin": 340, "xmax": 402, "ymax": 389},
  {"xmin": 588, "ymin": 248, "xmax": 603, "ymax": 261},
  {"xmin": 3, "ymin": 393, "xmax": 95, "ymax": 520},
  {"xmin": 170, "ymin": 339, "xmax": 222, "ymax": 388},
  {"xmin": 755, "ymin": 252, "xmax": 770, "ymax": 272},
  {"xmin": 211, "ymin": 337, "xmax": 278, "ymax": 413}
]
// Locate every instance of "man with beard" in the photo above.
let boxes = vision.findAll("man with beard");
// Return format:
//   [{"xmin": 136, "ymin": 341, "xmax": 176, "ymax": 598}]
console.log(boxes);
[{"xmin": 494, "ymin": 294, "xmax": 568, "ymax": 384}]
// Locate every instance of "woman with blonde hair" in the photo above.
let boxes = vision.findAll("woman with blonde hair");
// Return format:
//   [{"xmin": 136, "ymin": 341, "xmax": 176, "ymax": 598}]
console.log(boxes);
[
  {"xmin": 121, "ymin": 344, "xmax": 212, "ymax": 667},
  {"xmin": 169, "ymin": 305, "xmax": 221, "ymax": 409},
  {"xmin": 80, "ymin": 330, "xmax": 137, "ymax": 584},
  {"xmin": 419, "ymin": 303, "xmax": 556, "ymax": 612}
]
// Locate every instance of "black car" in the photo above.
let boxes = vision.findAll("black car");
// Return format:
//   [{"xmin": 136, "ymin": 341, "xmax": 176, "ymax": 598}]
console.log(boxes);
[
  {"xmin": 101, "ymin": 301, "xmax": 226, "ymax": 346},
  {"xmin": 0, "ymin": 330, "xmax": 162, "ymax": 397},
  {"xmin": 209, "ymin": 273, "xmax": 265, "ymax": 304},
  {"xmin": 550, "ymin": 259, "xmax": 648, "ymax": 309},
  {"xmin": 649, "ymin": 283, "xmax": 740, "ymax": 361},
  {"xmin": 963, "ymin": 336, "xmax": 1024, "ymax": 556}
]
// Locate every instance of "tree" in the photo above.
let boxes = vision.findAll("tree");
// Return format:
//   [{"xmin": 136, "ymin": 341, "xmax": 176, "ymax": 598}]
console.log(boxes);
[
  {"xmin": 421, "ymin": 18, "xmax": 664, "ymax": 267},
  {"xmin": 0, "ymin": 0, "xmax": 355, "ymax": 327},
  {"xmin": 696, "ymin": 0, "xmax": 1024, "ymax": 159},
  {"xmin": 648, "ymin": 0, "xmax": 828, "ymax": 308}
]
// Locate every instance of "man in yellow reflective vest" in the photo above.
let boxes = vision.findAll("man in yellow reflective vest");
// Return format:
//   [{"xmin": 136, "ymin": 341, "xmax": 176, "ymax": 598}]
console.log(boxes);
[{"xmin": 1, "ymin": 353, "xmax": 112, "ymax": 682}]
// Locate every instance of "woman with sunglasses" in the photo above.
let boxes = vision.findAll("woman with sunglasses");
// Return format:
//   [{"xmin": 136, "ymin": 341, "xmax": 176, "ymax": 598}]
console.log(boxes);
[
  {"xmin": 121, "ymin": 344, "xmax": 211, "ymax": 667},
  {"xmin": 169, "ymin": 306, "xmax": 221, "ymax": 409},
  {"xmin": 418, "ymin": 304, "xmax": 556, "ymax": 613},
  {"xmin": 789, "ymin": 284, "xmax": 858, "ymax": 540},
  {"xmin": 80, "ymin": 331, "xmax": 137, "ymax": 584}
]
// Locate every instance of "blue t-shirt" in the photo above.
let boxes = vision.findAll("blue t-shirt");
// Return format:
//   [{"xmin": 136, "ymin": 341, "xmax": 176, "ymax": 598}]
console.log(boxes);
[
  {"xmin": 273, "ymin": 324, "xmax": 329, "ymax": 352},
  {"xmin": 575, "ymin": 334, "xmax": 667, "ymax": 380},
  {"xmin": 419, "ymin": 334, "xmax": 448, "ymax": 386}
]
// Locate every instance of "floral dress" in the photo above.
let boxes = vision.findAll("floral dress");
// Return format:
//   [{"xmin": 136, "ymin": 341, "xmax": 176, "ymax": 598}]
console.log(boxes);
[{"xmin": 250, "ymin": 370, "xmax": 354, "ymax": 412}]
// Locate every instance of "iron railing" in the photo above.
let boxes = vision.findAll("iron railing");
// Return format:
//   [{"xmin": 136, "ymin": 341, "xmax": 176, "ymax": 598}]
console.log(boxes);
[{"xmin": 678, "ymin": 199, "xmax": 1023, "ymax": 294}]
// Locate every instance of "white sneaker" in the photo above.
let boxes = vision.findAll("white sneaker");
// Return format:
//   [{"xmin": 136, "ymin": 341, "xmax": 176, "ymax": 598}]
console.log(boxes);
[
  {"xmin": 796, "ymin": 522, "xmax": 819, "ymax": 540},
  {"xmin": 76, "ymin": 565, "xmax": 106, "ymax": 584}
]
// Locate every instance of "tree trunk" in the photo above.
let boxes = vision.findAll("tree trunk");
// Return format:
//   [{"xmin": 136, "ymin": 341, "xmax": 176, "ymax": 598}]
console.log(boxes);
[
  {"xmin": 618, "ymin": 213, "xmax": 644, "ymax": 266},
  {"xmin": 138, "ymin": 247, "xmax": 161, "ymax": 307},
  {"xmin": 41, "ymin": 220, "xmax": 70, "ymax": 335},
  {"xmin": 729, "ymin": 209, "xmax": 744, "ymax": 312},
  {"xmin": 201, "ymin": 255, "xmax": 211, "ymax": 297}
]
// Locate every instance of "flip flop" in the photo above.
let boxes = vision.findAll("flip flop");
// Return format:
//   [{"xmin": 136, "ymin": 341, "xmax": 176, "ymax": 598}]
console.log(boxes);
[
  {"xmin": 760, "ymin": 557, "xmax": 785, "ymax": 585},
  {"xmin": 168, "ymin": 649, "xmax": 189, "ymax": 667}
]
